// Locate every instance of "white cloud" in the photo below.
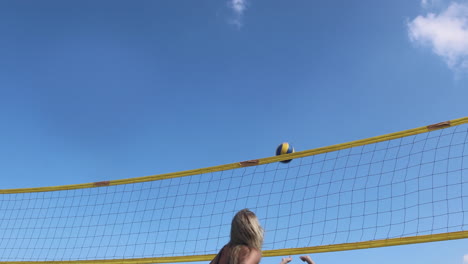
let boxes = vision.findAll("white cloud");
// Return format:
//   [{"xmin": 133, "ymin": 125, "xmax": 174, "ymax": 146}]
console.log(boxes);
[
  {"xmin": 228, "ymin": 0, "xmax": 247, "ymax": 27},
  {"xmin": 230, "ymin": 0, "xmax": 246, "ymax": 14},
  {"xmin": 464, "ymin": 254, "xmax": 468, "ymax": 264},
  {"xmin": 408, "ymin": 2, "xmax": 468, "ymax": 73}
]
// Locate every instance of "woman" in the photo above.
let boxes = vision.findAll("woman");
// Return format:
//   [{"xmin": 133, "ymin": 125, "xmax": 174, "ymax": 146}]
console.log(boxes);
[
  {"xmin": 210, "ymin": 209, "xmax": 263, "ymax": 264},
  {"xmin": 210, "ymin": 209, "xmax": 316, "ymax": 264}
]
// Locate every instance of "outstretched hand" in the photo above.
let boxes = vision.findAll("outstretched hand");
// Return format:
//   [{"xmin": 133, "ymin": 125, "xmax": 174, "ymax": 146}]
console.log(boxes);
[
  {"xmin": 279, "ymin": 256, "xmax": 292, "ymax": 264},
  {"xmin": 299, "ymin": 256, "xmax": 315, "ymax": 264}
]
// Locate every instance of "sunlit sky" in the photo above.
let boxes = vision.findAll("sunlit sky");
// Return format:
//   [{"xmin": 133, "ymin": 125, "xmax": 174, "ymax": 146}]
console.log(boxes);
[{"xmin": 0, "ymin": 0, "xmax": 467, "ymax": 263}]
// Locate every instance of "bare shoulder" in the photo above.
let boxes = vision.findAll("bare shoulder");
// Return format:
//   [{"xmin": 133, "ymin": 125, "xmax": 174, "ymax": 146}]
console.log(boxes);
[{"xmin": 239, "ymin": 246, "xmax": 261, "ymax": 264}]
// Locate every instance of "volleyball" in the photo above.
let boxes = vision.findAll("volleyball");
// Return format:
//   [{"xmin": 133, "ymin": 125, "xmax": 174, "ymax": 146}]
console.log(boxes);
[{"xmin": 276, "ymin": 142, "xmax": 295, "ymax": 163}]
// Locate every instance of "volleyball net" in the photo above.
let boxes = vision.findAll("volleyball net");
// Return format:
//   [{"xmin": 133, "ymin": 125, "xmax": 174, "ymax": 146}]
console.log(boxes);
[{"xmin": 1, "ymin": 117, "xmax": 468, "ymax": 263}]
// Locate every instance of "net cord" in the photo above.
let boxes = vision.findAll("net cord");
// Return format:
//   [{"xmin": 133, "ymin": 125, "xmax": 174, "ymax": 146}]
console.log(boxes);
[{"xmin": 1, "ymin": 117, "xmax": 467, "ymax": 195}]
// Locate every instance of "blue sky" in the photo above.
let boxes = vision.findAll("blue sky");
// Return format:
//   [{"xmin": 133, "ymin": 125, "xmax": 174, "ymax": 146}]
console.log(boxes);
[{"xmin": 0, "ymin": 0, "xmax": 467, "ymax": 263}]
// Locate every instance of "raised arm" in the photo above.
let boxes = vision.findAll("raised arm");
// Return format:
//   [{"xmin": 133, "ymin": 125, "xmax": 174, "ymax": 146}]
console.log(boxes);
[
  {"xmin": 279, "ymin": 256, "xmax": 293, "ymax": 264},
  {"xmin": 299, "ymin": 255, "xmax": 316, "ymax": 264}
]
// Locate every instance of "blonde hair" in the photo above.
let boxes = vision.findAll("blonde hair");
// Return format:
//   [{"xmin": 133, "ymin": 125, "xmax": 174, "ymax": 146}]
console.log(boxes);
[{"xmin": 228, "ymin": 209, "xmax": 264, "ymax": 264}]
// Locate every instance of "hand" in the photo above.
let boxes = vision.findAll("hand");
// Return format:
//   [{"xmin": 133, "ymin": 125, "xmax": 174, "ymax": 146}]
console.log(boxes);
[
  {"xmin": 279, "ymin": 256, "xmax": 292, "ymax": 264},
  {"xmin": 299, "ymin": 256, "xmax": 315, "ymax": 264}
]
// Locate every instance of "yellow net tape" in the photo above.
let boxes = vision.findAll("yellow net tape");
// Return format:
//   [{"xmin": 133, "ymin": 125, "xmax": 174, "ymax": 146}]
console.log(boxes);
[
  {"xmin": 2, "ymin": 117, "xmax": 467, "ymax": 195},
  {"xmin": 4, "ymin": 229, "xmax": 468, "ymax": 263}
]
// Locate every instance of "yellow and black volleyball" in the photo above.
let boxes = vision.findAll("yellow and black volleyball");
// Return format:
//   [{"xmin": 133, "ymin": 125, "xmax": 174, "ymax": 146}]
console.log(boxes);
[{"xmin": 276, "ymin": 142, "xmax": 295, "ymax": 163}]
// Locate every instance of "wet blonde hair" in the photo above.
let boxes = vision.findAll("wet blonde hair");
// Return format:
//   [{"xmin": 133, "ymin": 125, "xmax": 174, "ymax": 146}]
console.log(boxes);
[{"xmin": 228, "ymin": 209, "xmax": 264, "ymax": 264}]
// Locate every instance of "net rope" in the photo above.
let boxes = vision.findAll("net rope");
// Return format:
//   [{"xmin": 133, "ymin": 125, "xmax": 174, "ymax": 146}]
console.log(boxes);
[{"xmin": 0, "ymin": 118, "xmax": 467, "ymax": 263}]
